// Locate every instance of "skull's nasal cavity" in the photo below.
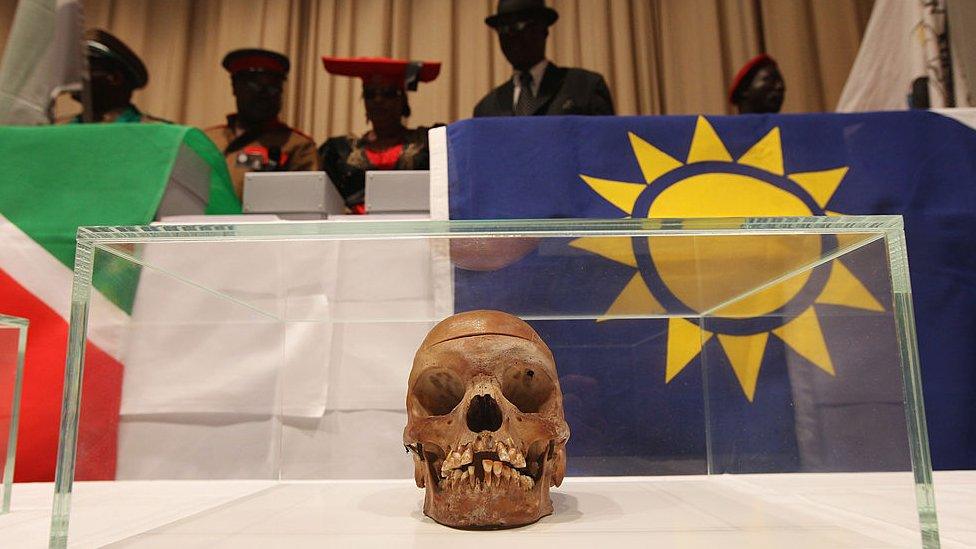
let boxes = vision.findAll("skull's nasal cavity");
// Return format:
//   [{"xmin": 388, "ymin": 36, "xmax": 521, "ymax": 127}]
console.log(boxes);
[{"xmin": 466, "ymin": 394, "xmax": 503, "ymax": 432}]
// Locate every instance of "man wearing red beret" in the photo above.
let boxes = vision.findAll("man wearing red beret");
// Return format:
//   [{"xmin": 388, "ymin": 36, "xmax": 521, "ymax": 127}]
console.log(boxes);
[
  {"xmin": 204, "ymin": 48, "xmax": 317, "ymax": 199},
  {"xmin": 729, "ymin": 54, "xmax": 786, "ymax": 114}
]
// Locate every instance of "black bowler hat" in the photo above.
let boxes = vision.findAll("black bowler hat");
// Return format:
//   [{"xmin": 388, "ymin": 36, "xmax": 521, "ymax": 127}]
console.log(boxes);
[
  {"xmin": 485, "ymin": 0, "xmax": 559, "ymax": 28},
  {"xmin": 221, "ymin": 48, "xmax": 290, "ymax": 77},
  {"xmin": 84, "ymin": 29, "xmax": 148, "ymax": 89}
]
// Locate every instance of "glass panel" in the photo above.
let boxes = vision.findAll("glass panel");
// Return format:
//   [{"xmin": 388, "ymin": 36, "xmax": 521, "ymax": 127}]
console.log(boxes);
[
  {"xmin": 95, "ymin": 245, "xmax": 285, "ymax": 479},
  {"xmin": 0, "ymin": 314, "xmax": 27, "ymax": 515},
  {"xmin": 51, "ymin": 217, "xmax": 939, "ymax": 548},
  {"xmin": 700, "ymin": 237, "xmax": 911, "ymax": 472}
]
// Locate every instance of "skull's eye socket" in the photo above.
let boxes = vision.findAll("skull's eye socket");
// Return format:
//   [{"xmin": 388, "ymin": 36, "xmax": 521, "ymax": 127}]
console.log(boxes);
[
  {"xmin": 414, "ymin": 369, "xmax": 465, "ymax": 415},
  {"xmin": 501, "ymin": 365, "xmax": 554, "ymax": 413}
]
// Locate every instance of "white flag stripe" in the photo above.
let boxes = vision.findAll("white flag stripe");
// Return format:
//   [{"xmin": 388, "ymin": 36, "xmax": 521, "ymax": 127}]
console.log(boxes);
[{"xmin": 0, "ymin": 214, "xmax": 128, "ymax": 360}]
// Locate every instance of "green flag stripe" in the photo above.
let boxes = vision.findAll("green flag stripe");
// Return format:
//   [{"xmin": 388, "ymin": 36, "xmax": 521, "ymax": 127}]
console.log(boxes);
[{"xmin": 0, "ymin": 124, "xmax": 240, "ymax": 313}]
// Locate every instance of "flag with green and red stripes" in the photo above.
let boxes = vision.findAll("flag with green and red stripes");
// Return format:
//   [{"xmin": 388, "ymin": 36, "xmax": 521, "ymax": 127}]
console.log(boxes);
[{"xmin": 0, "ymin": 124, "xmax": 238, "ymax": 481}]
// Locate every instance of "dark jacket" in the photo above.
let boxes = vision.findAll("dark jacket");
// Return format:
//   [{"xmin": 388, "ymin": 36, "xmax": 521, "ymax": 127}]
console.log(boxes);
[
  {"xmin": 473, "ymin": 63, "xmax": 615, "ymax": 117},
  {"xmin": 318, "ymin": 127, "xmax": 431, "ymax": 207}
]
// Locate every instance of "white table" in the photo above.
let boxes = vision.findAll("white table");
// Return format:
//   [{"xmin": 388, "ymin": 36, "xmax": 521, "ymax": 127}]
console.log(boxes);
[{"xmin": 1, "ymin": 472, "xmax": 973, "ymax": 548}]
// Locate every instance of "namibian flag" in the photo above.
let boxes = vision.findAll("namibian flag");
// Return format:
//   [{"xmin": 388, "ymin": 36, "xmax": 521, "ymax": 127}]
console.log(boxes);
[
  {"xmin": 436, "ymin": 111, "xmax": 976, "ymax": 472},
  {"xmin": 0, "ymin": 124, "xmax": 239, "ymax": 481}
]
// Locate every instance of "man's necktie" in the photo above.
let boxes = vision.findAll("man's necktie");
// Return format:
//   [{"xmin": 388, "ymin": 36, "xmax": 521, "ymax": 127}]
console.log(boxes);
[{"xmin": 514, "ymin": 72, "xmax": 535, "ymax": 116}]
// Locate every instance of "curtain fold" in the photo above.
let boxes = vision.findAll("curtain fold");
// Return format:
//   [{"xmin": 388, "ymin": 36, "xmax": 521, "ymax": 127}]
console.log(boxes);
[{"xmin": 0, "ymin": 0, "xmax": 872, "ymax": 140}]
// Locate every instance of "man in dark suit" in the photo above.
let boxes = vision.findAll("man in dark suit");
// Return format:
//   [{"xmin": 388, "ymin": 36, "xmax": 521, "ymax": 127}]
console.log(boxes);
[{"xmin": 473, "ymin": 0, "xmax": 614, "ymax": 117}]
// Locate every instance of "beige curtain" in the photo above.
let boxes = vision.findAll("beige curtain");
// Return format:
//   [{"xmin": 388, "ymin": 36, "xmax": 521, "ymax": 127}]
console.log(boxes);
[{"xmin": 0, "ymin": 0, "xmax": 873, "ymax": 142}]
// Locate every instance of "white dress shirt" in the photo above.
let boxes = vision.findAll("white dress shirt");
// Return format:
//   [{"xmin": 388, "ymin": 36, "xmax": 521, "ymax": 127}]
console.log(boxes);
[{"xmin": 512, "ymin": 59, "xmax": 550, "ymax": 108}]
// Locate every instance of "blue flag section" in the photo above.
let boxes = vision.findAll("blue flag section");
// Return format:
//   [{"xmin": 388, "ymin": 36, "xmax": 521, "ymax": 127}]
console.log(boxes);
[{"xmin": 446, "ymin": 112, "xmax": 976, "ymax": 472}]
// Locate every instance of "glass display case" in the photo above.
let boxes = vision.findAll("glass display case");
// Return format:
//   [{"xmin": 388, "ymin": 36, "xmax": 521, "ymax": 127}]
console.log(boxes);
[
  {"xmin": 0, "ymin": 314, "xmax": 27, "ymax": 515},
  {"xmin": 50, "ymin": 216, "xmax": 938, "ymax": 547}
]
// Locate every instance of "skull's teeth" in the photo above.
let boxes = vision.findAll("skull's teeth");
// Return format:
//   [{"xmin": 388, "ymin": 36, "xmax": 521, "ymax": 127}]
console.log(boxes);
[
  {"xmin": 447, "ymin": 459, "xmax": 536, "ymax": 492},
  {"xmin": 437, "ymin": 439, "xmax": 535, "ymax": 489},
  {"xmin": 442, "ymin": 449, "xmax": 462, "ymax": 474},
  {"xmin": 512, "ymin": 449, "xmax": 526, "ymax": 468},
  {"xmin": 496, "ymin": 442, "xmax": 511, "ymax": 463}
]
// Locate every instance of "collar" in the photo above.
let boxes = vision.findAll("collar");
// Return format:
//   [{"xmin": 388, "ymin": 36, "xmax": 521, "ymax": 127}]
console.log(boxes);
[
  {"xmin": 112, "ymin": 105, "xmax": 143, "ymax": 123},
  {"xmin": 226, "ymin": 113, "xmax": 285, "ymax": 134},
  {"xmin": 71, "ymin": 104, "xmax": 142, "ymax": 124},
  {"xmin": 513, "ymin": 59, "xmax": 550, "ymax": 88}
]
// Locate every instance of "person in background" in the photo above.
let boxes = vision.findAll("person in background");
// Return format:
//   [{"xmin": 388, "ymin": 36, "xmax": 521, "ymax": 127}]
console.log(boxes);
[
  {"xmin": 318, "ymin": 57, "xmax": 441, "ymax": 214},
  {"xmin": 474, "ymin": 0, "xmax": 614, "ymax": 117},
  {"xmin": 729, "ymin": 54, "xmax": 786, "ymax": 114},
  {"xmin": 70, "ymin": 29, "xmax": 168, "ymax": 123},
  {"xmin": 204, "ymin": 48, "xmax": 317, "ymax": 199}
]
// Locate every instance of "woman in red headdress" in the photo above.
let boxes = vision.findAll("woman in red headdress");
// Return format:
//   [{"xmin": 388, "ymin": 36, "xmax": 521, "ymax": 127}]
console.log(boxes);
[{"xmin": 319, "ymin": 57, "xmax": 441, "ymax": 213}]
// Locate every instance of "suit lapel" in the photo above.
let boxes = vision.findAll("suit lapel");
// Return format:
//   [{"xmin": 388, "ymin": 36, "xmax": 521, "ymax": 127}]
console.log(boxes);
[
  {"xmin": 531, "ymin": 63, "xmax": 565, "ymax": 115},
  {"xmin": 497, "ymin": 80, "xmax": 515, "ymax": 115}
]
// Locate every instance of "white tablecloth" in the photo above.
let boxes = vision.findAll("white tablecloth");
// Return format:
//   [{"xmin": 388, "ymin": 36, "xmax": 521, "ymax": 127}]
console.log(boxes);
[{"xmin": 2, "ymin": 472, "xmax": 974, "ymax": 548}]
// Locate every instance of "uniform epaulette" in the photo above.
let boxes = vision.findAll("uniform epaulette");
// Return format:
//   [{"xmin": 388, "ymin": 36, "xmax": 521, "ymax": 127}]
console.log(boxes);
[
  {"xmin": 290, "ymin": 127, "xmax": 316, "ymax": 142},
  {"xmin": 145, "ymin": 114, "xmax": 174, "ymax": 124}
]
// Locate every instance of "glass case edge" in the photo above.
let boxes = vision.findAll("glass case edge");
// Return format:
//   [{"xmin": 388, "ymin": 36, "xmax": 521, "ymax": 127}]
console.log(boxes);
[
  {"xmin": 1, "ymin": 321, "xmax": 27, "ymax": 514},
  {"xmin": 47, "ymin": 236, "xmax": 95, "ymax": 549},
  {"xmin": 886, "ymin": 224, "xmax": 940, "ymax": 548},
  {"xmin": 74, "ymin": 215, "xmax": 905, "ymax": 245},
  {"xmin": 884, "ymin": 225, "xmax": 912, "ymax": 294},
  {"xmin": 0, "ymin": 315, "xmax": 29, "ymax": 328}
]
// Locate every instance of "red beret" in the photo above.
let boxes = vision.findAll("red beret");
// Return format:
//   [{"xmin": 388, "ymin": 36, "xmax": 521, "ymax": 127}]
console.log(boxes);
[
  {"xmin": 321, "ymin": 56, "xmax": 441, "ymax": 90},
  {"xmin": 222, "ymin": 48, "xmax": 290, "ymax": 76},
  {"xmin": 729, "ymin": 53, "xmax": 777, "ymax": 103}
]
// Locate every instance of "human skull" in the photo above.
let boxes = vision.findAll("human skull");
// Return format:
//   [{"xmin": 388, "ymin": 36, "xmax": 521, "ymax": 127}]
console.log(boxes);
[{"xmin": 404, "ymin": 310, "xmax": 570, "ymax": 529}]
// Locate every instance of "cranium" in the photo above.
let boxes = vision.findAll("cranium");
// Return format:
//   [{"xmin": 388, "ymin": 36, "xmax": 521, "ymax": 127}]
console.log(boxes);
[{"xmin": 404, "ymin": 310, "xmax": 570, "ymax": 529}]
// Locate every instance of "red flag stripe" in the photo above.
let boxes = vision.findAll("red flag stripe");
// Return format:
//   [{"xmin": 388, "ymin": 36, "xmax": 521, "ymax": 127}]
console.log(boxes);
[
  {"xmin": 0, "ymin": 215, "xmax": 126, "ymax": 481},
  {"xmin": 0, "ymin": 268, "xmax": 122, "ymax": 480}
]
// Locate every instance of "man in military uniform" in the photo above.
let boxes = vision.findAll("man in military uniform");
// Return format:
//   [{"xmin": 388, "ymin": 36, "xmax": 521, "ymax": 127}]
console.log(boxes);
[
  {"xmin": 70, "ymin": 29, "xmax": 169, "ymax": 123},
  {"xmin": 204, "ymin": 48, "xmax": 317, "ymax": 198}
]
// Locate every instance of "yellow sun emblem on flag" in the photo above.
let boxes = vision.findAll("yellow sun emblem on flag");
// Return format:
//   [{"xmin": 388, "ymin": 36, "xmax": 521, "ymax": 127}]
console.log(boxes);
[{"xmin": 572, "ymin": 116, "xmax": 884, "ymax": 401}]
